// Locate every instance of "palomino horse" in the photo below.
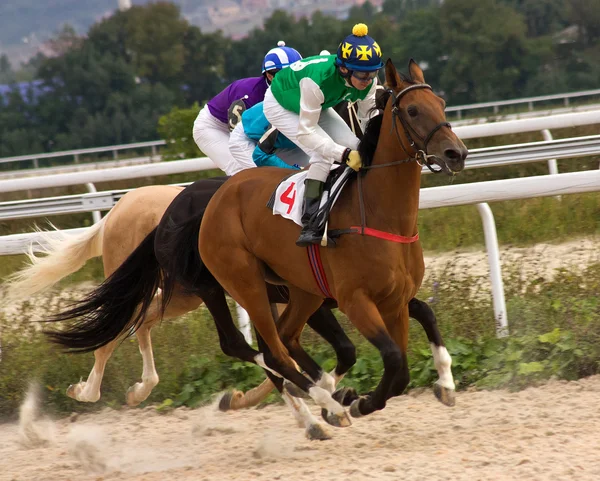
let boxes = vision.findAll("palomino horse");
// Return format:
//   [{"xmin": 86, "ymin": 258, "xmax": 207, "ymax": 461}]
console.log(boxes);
[
  {"xmin": 198, "ymin": 59, "xmax": 468, "ymax": 427},
  {"xmin": 5, "ymin": 183, "xmax": 356, "ymax": 415}
]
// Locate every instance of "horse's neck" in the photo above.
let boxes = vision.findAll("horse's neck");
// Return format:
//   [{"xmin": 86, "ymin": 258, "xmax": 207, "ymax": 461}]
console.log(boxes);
[{"xmin": 360, "ymin": 142, "xmax": 422, "ymax": 235}]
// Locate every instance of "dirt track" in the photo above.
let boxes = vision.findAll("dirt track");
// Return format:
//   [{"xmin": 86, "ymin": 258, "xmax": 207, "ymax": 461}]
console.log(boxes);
[{"xmin": 1, "ymin": 375, "xmax": 600, "ymax": 481}]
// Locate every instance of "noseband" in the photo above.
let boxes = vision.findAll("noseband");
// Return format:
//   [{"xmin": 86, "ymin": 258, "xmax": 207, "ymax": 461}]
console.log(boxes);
[{"xmin": 362, "ymin": 83, "xmax": 451, "ymax": 173}]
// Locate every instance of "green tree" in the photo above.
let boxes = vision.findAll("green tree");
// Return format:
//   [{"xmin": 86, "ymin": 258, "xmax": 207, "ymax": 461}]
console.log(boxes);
[
  {"xmin": 438, "ymin": 0, "xmax": 533, "ymax": 103},
  {"xmin": 567, "ymin": 0, "xmax": 600, "ymax": 46},
  {"xmin": 387, "ymin": 7, "xmax": 443, "ymax": 86},
  {"xmin": 382, "ymin": 0, "xmax": 440, "ymax": 20},
  {"xmin": 182, "ymin": 26, "xmax": 230, "ymax": 104},
  {"xmin": 499, "ymin": 0, "xmax": 568, "ymax": 37},
  {"xmin": 125, "ymin": 2, "xmax": 188, "ymax": 86}
]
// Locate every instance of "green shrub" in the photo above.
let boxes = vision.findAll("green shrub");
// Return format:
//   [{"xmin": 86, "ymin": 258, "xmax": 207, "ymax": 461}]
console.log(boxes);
[{"xmin": 157, "ymin": 102, "xmax": 203, "ymax": 160}]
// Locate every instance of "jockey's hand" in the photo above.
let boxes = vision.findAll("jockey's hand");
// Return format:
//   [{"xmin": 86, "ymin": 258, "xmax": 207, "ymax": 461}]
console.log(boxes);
[{"xmin": 346, "ymin": 150, "xmax": 362, "ymax": 171}]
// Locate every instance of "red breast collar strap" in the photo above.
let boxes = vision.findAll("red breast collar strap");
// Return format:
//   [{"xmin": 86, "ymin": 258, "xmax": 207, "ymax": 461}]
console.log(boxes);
[{"xmin": 349, "ymin": 226, "xmax": 419, "ymax": 243}]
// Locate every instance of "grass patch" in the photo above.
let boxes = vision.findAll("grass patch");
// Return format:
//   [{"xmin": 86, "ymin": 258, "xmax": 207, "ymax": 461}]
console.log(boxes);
[{"xmin": 1, "ymin": 260, "xmax": 598, "ymax": 419}]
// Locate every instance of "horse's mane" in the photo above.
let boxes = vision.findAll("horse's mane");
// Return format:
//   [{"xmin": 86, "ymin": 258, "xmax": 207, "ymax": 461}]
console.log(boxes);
[{"xmin": 358, "ymin": 72, "xmax": 415, "ymax": 168}]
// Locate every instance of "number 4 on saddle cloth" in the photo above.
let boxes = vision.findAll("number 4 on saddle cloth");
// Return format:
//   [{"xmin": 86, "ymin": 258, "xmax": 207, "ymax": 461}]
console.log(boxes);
[{"xmin": 267, "ymin": 165, "xmax": 354, "ymax": 246}]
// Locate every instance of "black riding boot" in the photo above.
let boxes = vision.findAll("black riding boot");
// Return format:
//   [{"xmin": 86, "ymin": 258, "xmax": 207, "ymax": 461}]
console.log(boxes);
[{"xmin": 296, "ymin": 179, "xmax": 325, "ymax": 247}]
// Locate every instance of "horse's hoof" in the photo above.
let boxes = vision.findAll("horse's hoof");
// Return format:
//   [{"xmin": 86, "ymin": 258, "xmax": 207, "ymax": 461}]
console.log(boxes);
[
  {"xmin": 306, "ymin": 423, "xmax": 332, "ymax": 441},
  {"xmin": 321, "ymin": 408, "xmax": 352, "ymax": 428},
  {"xmin": 126, "ymin": 386, "xmax": 141, "ymax": 407},
  {"xmin": 283, "ymin": 381, "xmax": 309, "ymax": 399},
  {"xmin": 332, "ymin": 386, "xmax": 359, "ymax": 406},
  {"xmin": 218, "ymin": 391, "xmax": 234, "ymax": 411},
  {"xmin": 66, "ymin": 384, "xmax": 78, "ymax": 400},
  {"xmin": 433, "ymin": 383, "xmax": 456, "ymax": 407},
  {"xmin": 219, "ymin": 390, "xmax": 245, "ymax": 411},
  {"xmin": 349, "ymin": 398, "xmax": 364, "ymax": 418}
]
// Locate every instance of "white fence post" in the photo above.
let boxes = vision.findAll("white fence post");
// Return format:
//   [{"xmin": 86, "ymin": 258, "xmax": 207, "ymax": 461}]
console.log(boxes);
[
  {"xmin": 475, "ymin": 203, "xmax": 508, "ymax": 337},
  {"xmin": 85, "ymin": 183, "xmax": 102, "ymax": 224}
]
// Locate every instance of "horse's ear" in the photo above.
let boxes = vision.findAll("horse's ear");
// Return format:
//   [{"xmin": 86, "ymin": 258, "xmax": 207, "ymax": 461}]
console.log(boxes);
[
  {"xmin": 408, "ymin": 58, "xmax": 425, "ymax": 84},
  {"xmin": 384, "ymin": 58, "xmax": 402, "ymax": 89}
]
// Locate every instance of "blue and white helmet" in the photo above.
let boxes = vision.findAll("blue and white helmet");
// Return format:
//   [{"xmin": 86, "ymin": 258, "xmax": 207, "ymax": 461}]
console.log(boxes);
[{"xmin": 261, "ymin": 41, "xmax": 302, "ymax": 74}]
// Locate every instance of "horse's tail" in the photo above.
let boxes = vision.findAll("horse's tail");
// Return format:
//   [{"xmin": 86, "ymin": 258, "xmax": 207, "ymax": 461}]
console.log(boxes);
[
  {"xmin": 5, "ymin": 218, "xmax": 107, "ymax": 301},
  {"xmin": 155, "ymin": 207, "xmax": 210, "ymax": 318},
  {"xmin": 44, "ymin": 228, "xmax": 161, "ymax": 353}
]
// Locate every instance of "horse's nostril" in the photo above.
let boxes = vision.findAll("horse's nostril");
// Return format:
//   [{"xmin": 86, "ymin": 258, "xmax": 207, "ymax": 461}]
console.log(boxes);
[
  {"xmin": 461, "ymin": 148, "xmax": 469, "ymax": 161},
  {"xmin": 444, "ymin": 148, "xmax": 460, "ymax": 161}
]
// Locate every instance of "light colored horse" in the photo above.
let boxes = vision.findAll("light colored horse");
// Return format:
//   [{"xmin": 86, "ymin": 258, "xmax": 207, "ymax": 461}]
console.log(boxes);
[{"xmin": 6, "ymin": 185, "xmax": 201, "ymax": 405}]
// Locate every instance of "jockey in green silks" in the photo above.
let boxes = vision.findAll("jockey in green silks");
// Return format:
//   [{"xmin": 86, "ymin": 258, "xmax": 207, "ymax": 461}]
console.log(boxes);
[{"xmin": 263, "ymin": 23, "xmax": 383, "ymax": 246}]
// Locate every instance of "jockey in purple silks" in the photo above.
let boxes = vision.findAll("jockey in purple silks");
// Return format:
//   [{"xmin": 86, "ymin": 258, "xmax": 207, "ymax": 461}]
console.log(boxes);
[{"xmin": 192, "ymin": 41, "xmax": 302, "ymax": 177}]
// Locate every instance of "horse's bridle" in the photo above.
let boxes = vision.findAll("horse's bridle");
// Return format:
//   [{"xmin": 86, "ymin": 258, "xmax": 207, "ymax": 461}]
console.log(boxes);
[{"xmin": 362, "ymin": 83, "xmax": 452, "ymax": 173}]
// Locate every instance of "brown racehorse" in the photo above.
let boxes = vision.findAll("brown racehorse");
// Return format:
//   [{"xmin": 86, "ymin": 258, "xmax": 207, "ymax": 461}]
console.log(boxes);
[{"xmin": 198, "ymin": 59, "xmax": 468, "ymax": 427}]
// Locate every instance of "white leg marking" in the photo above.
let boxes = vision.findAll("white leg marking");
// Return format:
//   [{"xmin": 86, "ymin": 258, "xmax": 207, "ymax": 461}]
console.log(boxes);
[
  {"xmin": 431, "ymin": 344, "xmax": 455, "ymax": 390},
  {"xmin": 308, "ymin": 386, "xmax": 345, "ymax": 415},
  {"xmin": 329, "ymin": 369, "xmax": 346, "ymax": 386},
  {"xmin": 254, "ymin": 354, "xmax": 282, "ymax": 377},
  {"xmin": 316, "ymin": 371, "xmax": 336, "ymax": 394},
  {"xmin": 283, "ymin": 391, "xmax": 311, "ymax": 428},
  {"xmin": 126, "ymin": 329, "xmax": 159, "ymax": 405},
  {"xmin": 71, "ymin": 358, "xmax": 107, "ymax": 402},
  {"xmin": 235, "ymin": 304, "xmax": 253, "ymax": 345}
]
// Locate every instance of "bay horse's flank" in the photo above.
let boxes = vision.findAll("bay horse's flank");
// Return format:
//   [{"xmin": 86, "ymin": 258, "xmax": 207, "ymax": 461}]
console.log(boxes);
[{"xmin": 199, "ymin": 59, "xmax": 467, "ymax": 426}]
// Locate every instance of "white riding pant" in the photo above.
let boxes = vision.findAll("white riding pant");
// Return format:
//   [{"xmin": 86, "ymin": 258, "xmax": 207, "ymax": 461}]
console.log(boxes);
[
  {"xmin": 192, "ymin": 107, "xmax": 236, "ymax": 175},
  {"xmin": 228, "ymin": 123, "xmax": 310, "ymax": 175},
  {"xmin": 227, "ymin": 124, "xmax": 258, "ymax": 176},
  {"xmin": 263, "ymin": 88, "xmax": 359, "ymax": 182}
]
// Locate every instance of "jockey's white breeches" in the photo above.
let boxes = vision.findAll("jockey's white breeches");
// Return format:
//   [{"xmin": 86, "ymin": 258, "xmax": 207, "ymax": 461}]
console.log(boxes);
[
  {"xmin": 263, "ymin": 88, "xmax": 359, "ymax": 183},
  {"xmin": 192, "ymin": 106, "xmax": 235, "ymax": 174},
  {"xmin": 227, "ymin": 123, "xmax": 258, "ymax": 176},
  {"xmin": 228, "ymin": 123, "xmax": 311, "ymax": 175}
]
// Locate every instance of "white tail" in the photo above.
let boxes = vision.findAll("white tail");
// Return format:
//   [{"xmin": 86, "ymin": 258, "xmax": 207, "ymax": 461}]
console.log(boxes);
[{"xmin": 5, "ymin": 217, "xmax": 107, "ymax": 300}]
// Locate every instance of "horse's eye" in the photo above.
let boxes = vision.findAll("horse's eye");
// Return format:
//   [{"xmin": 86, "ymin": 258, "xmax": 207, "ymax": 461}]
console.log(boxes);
[{"xmin": 407, "ymin": 105, "xmax": 418, "ymax": 117}]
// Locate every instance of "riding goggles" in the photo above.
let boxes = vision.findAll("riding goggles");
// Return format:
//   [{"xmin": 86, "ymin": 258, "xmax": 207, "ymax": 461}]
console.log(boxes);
[{"xmin": 351, "ymin": 69, "xmax": 380, "ymax": 81}]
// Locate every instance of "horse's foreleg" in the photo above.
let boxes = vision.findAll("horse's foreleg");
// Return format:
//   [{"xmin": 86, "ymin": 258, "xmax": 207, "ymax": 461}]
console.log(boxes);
[
  {"xmin": 67, "ymin": 340, "xmax": 117, "ymax": 402},
  {"xmin": 340, "ymin": 291, "xmax": 409, "ymax": 418},
  {"xmin": 282, "ymin": 389, "xmax": 332, "ymax": 441},
  {"xmin": 409, "ymin": 298, "xmax": 455, "ymax": 406}
]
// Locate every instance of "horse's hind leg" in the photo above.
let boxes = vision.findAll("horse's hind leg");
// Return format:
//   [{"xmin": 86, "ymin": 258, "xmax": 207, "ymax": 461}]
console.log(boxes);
[
  {"xmin": 306, "ymin": 305, "xmax": 359, "ymax": 406},
  {"xmin": 306, "ymin": 305, "xmax": 356, "ymax": 384},
  {"xmin": 126, "ymin": 289, "xmax": 202, "ymax": 406},
  {"xmin": 126, "ymin": 325, "xmax": 159, "ymax": 406},
  {"xmin": 67, "ymin": 341, "xmax": 117, "ymax": 402},
  {"xmin": 409, "ymin": 298, "xmax": 455, "ymax": 406}
]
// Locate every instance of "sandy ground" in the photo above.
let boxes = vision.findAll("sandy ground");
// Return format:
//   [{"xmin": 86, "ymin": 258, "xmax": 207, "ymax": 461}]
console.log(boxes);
[{"xmin": 1, "ymin": 376, "xmax": 600, "ymax": 481}]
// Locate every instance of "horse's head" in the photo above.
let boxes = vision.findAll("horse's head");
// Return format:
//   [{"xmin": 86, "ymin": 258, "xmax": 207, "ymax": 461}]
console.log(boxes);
[{"xmin": 383, "ymin": 59, "xmax": 467, "ymax": 175}]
